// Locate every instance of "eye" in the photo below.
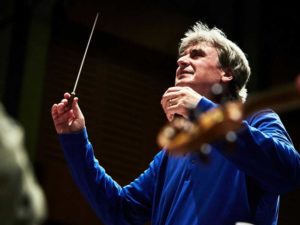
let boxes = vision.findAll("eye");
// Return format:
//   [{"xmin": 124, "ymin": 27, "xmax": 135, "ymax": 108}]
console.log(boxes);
[{"xmin": 190, "ymin": 49, "xmax": 205, "ymax": 58}]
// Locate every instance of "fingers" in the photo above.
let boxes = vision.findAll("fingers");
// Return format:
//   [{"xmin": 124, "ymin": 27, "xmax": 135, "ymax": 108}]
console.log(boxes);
[
  {"xmin": 161, "ymin": 90, "xmax": 181, "ymax": 113},
  {"xmin": 64, "ymin": 92, "xmax": 71, "ymax": 99},
  {"xmin": 51, "ymin": 104, "xmax": 58, "ymax": 119},
  {"xmin": 161, "ymin": 88, "xmax": 182, "ymax": 121},
  {"xmin": 53, "ymin": 110, "xmax": 74, "ymax": 127},
  {"xmin": 51, "ymin": 93, "xmax": 85, "ymax": 133},
  {"xmin": 162, "ymin": 97, "xmax": 187, "ymax": 119},
  {"xmin": 162, "ymin": 85, "xmax": 201, "ymax": 120},
  {"xmin": 161, "ymin": 87, "xmax": 182, "ymax": 102},
  {"xmin": 161, "ymin": 93, "xmax": 180, "ymax": 109},
  {"xmin": 72, "ymin": 97, "xmax": 83, "ymax": 119},
  {"xmin": 161, "ymin": 87, "xmax": 189, "ymax": 119},
  {"xmin": 167, "ymin": 113, "xmax": 174, "ymax": 122},
  {"xmin": 166, "ymin": 103, "xmax": 187, "ymax": 118},
  {"xmin": 57, "ymin": 102, "xmax": 66, "ymax": 114},
  {"xmin": 167, "ymin": 97, "xmax": 179, "ymax": 106},
  {"xmin": 51, "ymin": 93, "xmax": 78, "ymax": 119},
  {"xmin": 53, "ymin": 93, "xmax": 75, "ymax": 114},
  {"xmin": 51, "ymin": 101, "xmax": 67, "ymax": 116},
  {"xmin": 52, "ymin": 101, "xmax": 73, "ymax": 122},
  {"xmin": 161, "ymin": 86, "xmax": 188, "ymax": 105}
]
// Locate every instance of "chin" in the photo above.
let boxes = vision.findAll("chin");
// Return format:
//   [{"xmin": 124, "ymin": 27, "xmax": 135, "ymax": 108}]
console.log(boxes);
[{"xmin": 175, "ymin": 81, "xmax": 189, "ymax": 87}]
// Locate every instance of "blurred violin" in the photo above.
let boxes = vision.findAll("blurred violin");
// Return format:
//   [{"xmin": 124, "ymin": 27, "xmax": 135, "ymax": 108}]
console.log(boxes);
[{"xmin": 157, "ymin": 75, "xmax": 300, "ymax": 157}]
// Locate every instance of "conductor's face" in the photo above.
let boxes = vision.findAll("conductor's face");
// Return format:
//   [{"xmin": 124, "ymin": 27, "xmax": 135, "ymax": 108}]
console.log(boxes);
[{"xmin": 175, "ymin": 43, "xmax": 231, "ymax": 99}]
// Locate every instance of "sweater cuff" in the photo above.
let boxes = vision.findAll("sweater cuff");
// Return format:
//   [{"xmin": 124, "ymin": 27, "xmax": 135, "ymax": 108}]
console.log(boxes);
[
  {"xmin": 58, "ymin": 128, "xmax": 89, "ymax": 153},
  {"xmin": 196, "ymin": 97, "xmax": 218, "ymax": 113}
]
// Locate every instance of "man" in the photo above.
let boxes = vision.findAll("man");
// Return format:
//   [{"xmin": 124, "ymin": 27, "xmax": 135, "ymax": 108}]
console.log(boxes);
[{"xmin": 51, "ymin": 22, "xmax": 300, "ymax": 225}]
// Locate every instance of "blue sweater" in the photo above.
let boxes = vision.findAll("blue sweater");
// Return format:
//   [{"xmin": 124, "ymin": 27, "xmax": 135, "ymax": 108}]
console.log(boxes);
[{"xmin": 59, "ymin": 97, "xmax": 300, "ymax": 225}]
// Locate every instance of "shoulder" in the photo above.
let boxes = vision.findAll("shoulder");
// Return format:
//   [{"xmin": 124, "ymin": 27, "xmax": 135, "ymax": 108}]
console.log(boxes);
[
  {"xmin": 151, "ymin": 150, "xmax": 168, "ymax": 166},
  {"xmin": 245, "ymin": 108, "xmax": 293, "ymax": 143},
  {"xmin": 246, "ymin": 108, "xmax": 281, "ymax": 126}
]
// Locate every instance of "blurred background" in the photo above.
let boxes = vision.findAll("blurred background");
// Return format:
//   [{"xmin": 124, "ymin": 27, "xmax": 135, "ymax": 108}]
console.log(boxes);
[{"xmin": 0, "ymin": 0, "xmax": 299, "ymax": 224}]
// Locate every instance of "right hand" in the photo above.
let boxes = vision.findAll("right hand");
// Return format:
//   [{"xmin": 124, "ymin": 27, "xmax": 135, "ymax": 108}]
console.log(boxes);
[{"xmin": 51, "ymin": 92, "xmax": 85, "ymax": 134}]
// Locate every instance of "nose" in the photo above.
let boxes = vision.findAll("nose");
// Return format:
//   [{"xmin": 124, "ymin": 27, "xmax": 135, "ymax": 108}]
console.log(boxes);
[{"xmin": 177, "ymin": 55, "xmax": 189, "ymax": 68}]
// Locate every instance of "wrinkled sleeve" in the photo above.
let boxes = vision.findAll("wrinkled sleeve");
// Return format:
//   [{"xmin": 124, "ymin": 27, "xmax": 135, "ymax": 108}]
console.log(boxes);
[
  {"xmin": 197, "ymin": 97, "xmax": 300, "ymax": 194},
  {"xmin": 59, "ymin": 128, "xmax": 162, "ymax": 225},
  {"xmin": 196, "ymin": 96, "xmax": 218, "ymax": 112},
  {"xmin": 215, "ymin": 110, "xmax": 300, "ymax": 194}
]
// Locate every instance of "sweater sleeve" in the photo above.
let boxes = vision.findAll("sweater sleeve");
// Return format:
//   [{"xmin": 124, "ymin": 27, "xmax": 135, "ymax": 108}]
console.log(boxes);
[
  {"xmin": 59, "ymin": 128, "xmax": 162, "ymax": 225},
  {"xmin": 215, "ymin": 109, "xmax": 300, "ymax": 194},
  {"xmin": 196, "ymin": 98, "xmax": 300, "ymax": 193},
  {"xmin": 196, "ymin": 96, "xmax": 218, "ymax": 112}
]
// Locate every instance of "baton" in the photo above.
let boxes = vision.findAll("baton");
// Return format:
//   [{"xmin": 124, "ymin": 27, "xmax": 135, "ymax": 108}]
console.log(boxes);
[{"xmin": 66, "ymin": 12, "xmax": 99, "ymax": 109}]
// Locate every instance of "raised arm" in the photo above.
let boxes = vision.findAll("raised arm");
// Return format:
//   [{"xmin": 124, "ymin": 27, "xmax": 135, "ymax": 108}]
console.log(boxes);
[
  {"xmin": 51, "ymin": 93, "xmax": 159, "ymax": 225},
  {"xmin": 59, "ymin": 130, "xmax": 160, "ymax": 224}
]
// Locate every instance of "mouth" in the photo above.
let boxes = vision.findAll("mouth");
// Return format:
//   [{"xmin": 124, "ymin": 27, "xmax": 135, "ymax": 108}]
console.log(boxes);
[{"xmin": 177, "ymin": 70, "xmax": 194, "ymax": 80}]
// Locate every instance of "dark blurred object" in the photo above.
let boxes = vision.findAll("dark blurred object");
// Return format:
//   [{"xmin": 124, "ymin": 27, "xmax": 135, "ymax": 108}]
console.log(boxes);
[{"xmin": 0, "ymin": 102, "xmax": 46, "ymax": 225}]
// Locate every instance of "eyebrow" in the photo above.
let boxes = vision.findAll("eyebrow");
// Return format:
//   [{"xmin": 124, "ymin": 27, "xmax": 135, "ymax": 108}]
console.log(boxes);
[
  {"xmin": 179, "ymin": 46, "xmax": 206, "ymax": 58},
  {"xmin": 190, "ymin": 48, "xmax": 206, "ymax": 55}
]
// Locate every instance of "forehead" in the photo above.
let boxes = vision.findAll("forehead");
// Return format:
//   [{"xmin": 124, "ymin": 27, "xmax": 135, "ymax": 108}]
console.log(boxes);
[{"xmin": 180, "ymin": 42, "xmax": 218, "ymax": 55}]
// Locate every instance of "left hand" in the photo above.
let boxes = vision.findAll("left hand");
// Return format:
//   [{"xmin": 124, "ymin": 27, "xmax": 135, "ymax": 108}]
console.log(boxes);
[{"xmin": 161, "ymin": 86, "xmax": 202, "ymax": 121}]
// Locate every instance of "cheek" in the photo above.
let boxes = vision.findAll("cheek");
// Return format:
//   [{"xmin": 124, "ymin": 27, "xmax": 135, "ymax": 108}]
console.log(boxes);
[{"xmin": 195, "ymin": 64, "xmax": 222, "ymax": 82}]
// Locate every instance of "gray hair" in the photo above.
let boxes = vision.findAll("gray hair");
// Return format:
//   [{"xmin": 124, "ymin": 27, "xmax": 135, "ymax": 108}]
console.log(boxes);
[{"xmin": 179, "ymin": 22, "xmax": 251, "ymax": 102}]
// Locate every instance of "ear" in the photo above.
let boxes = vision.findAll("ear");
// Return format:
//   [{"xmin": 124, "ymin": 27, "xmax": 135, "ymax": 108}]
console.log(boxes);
[{"xmin": 220, "ymin": 69, "xmax": 233, "ymax": 83}]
